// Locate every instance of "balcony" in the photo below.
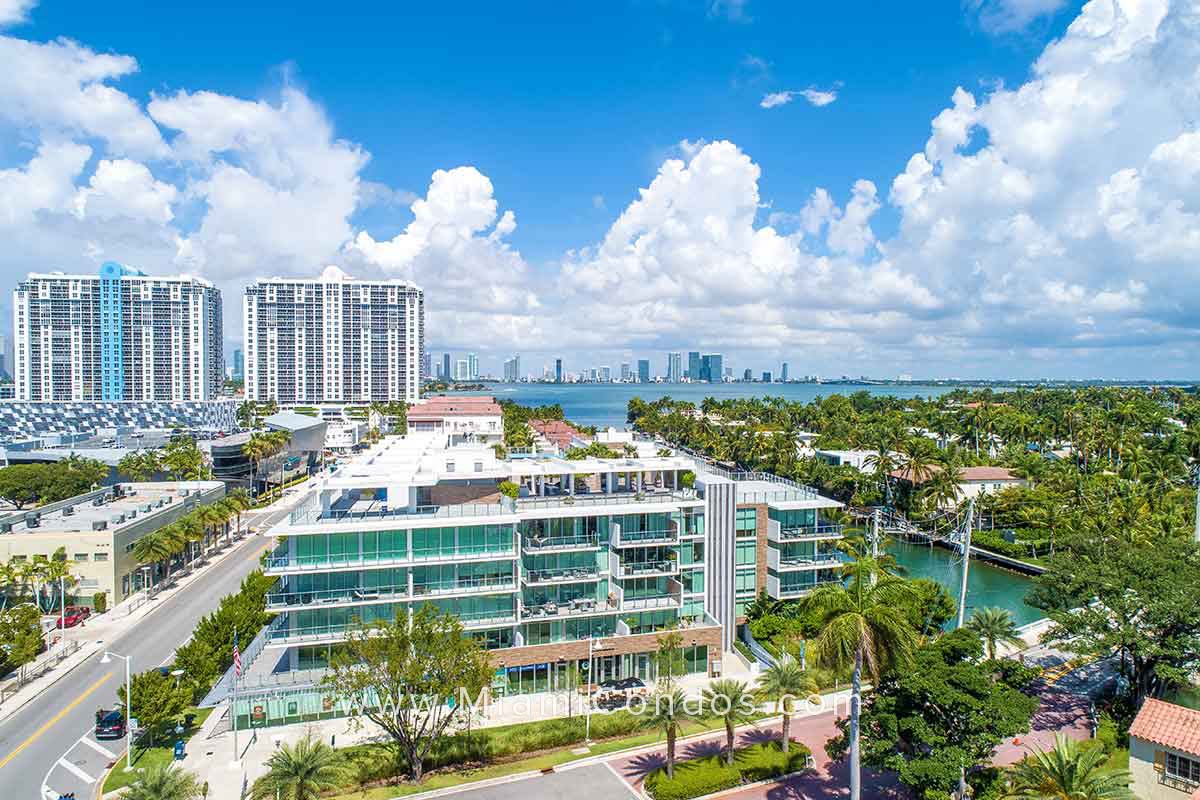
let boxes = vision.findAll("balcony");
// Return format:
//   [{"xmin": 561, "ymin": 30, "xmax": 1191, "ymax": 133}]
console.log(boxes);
[
  {"xmin": 613, "ymin": 559, "xmax": 679, "ymax": 579},
  {"xmin": 289, "ymin": 498, "xmax": 509, "ymax": 527},
  {"xmin": 520, "ymin": 597, "xmax": 616, "ymax": 619},
  {"xmin": 266, "ymin": 584, "xmax": 410, "ymax": 610},
  {"xmin": 612, "ymin": 521, "xmax": 678, "ymax": 548},
  {"xmin": 521, "ymin": 566, "xmax": 601, "ymax": 586},
  {"xmin": 516, "ymin": 488, "xmax": 698, "ymax": 514},
  {"xmin": 767, "ymin": 547, "xmax": 842, "ymax": 572},
  {"xmin": 767, "ymin": 574, "xmax": 841, "ymax": 599},
  {"xmin": 410, "ymin": 577, "xmax": 518, "ymax": 599},
  {"xmin": 263, "ymin": 546, "xmax": 516, "ymax": 575},
  {"xmin": 620, "ymin": 594, "xmax": 682, "ymax": 611},
  {"xmin": 266, "ymin": 608, "xmax": 518, "ymax": 645},
  {"xmin": 767, "ymin": 520, "xmax": 843, "ymax": 543},
  {"xmin": 520, "ymin": 535, "xmax": 601, "ymax": 553}
]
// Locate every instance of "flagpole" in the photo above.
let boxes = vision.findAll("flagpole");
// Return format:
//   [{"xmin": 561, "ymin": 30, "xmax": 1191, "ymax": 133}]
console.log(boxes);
[{"xmin": 232, "ymin": 626, "xmax": 239, "ymax": 760}]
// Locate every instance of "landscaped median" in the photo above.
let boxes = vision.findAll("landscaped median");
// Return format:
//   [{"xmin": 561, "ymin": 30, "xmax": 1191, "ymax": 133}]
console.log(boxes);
[
  {"xmin": 100, "ymin": 706, "xmax": 213, "ymax": 793},
  {"xmin": 644, "ymin": 741, "xmax": 813, "ymax": 800}
]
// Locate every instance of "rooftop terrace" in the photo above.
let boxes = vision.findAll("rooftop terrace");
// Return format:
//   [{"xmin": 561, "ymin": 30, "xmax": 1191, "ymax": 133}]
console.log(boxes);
[{"xmin": 0, "ymin": 480, "xmax": 224, "ymax": 536}]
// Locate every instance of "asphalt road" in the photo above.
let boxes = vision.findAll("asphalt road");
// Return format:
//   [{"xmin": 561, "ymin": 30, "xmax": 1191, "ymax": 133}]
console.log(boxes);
[
  {"xmin": 450, "ymin": 764, "xmax": 637, "ymax": 800},
  {"xmin": 0, "ymin": 500, "xmax": 296, "ymax": 800}
]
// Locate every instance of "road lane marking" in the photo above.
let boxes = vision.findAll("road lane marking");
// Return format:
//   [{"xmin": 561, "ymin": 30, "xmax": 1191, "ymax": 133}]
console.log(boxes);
[
  {"xmin": 42, "ymin": 783, "xmax": 58, "ymax": 800},
  {"xmin": 56, "ymin": 756, "xmax": 96, "ymax": 783},
  {"xmin": 78, "ymin": 736, "xmax": 116, "ymax": 759},
  {"xmin": 0, "ymin": 670, "xmax": 112, "ymax": 771}
]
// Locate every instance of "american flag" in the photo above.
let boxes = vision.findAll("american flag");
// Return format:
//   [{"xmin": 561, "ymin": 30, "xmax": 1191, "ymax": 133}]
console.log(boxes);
[{"xmin": 232, "ymin": 630, "xmax": 242, "ymax": 678}]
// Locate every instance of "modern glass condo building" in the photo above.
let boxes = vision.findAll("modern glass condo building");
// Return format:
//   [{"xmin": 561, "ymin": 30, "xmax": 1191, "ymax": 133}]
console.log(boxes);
[
  {"xmin": 13, "ymin": 262, "xmax": 223, "ymax": 401},
  {"xmin": 229, "ymin": 415, "xmax": 843, "ymax": 727}
]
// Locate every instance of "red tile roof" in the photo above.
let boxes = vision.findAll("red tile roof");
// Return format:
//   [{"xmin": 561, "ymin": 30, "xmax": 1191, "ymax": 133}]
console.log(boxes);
[
  {"xmin": 409, "ymin": 396, "xmax": 502, "ymax": 419},
  {"xmin": 957, "ymin": 467, "xmax": 1020, "ymax": 482},
  {"xmin": 529, "ymin": 419, "xmax": 587, "ymax": 449},
  {"xmin": 1130, "ymin": 699, "xmax": 1200, "ymax": 756}
]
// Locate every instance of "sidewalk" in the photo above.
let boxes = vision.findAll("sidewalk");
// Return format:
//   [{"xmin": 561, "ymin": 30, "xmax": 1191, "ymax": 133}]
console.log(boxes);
[{"xmin": 0, "ymin": 528, "xmax": 262, "ymax": 725}]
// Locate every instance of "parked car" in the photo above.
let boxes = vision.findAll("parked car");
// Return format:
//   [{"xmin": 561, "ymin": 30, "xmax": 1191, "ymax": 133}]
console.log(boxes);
[
  {"xmin": 94, "ymin": 709, "xmax": 126, "ymax": 740},
  {"xmin": 56, "ymin": 606, "xmax": 91, "ymax": 628}
]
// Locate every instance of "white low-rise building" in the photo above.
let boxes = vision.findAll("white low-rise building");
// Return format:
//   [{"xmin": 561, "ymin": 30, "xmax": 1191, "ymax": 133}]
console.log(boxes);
[{"xmin": 1129, "ymin": 699, "xmax": 1200, "ymax": 800}]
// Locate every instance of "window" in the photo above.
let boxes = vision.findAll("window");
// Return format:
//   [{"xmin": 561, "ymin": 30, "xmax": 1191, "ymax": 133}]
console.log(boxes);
[
  {"xmin": 446, "ymin": 461, "xmax": 456, "ymax": 473},
  {"xmin": 735, "ymin": 540, "xmax": 756, "ymax": 566},
  {"xmin": 94, "ymin": 553, "xmax": 109, "ymax": 562},
  {"xmin": 735, "ymin": 508, "xmax": 757, "ymax": 534},
  {"xmin": 73, "ymin": 553, "xmax": 89, "ymax": 562},
  {"xmin": 735, "ymin": 569, "xmax": 756, "ymax": 593},
  {"xmin": 1166, "ymin": 752, "xmax": 1200, "ymax": 785}
]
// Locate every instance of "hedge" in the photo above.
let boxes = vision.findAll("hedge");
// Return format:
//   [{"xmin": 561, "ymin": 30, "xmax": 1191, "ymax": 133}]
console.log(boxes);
[{"xmin": 645, "ymin": 741, "xmax": 812, "ymax": 800}]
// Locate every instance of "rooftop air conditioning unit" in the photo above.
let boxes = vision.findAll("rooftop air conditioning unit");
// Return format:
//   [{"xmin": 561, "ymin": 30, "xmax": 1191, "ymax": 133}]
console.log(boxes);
[
  {"xmin": 25, "ymin": 513, "xmax": 40, "ymax": 528},
  {"xmin": 180, "ymin": 488, "xmax": 191, "ymax": 497},
  {"xmin": 111, "ymin": 513, "xmax": 125, "ymax": 524},
  {"xmin": 93, "ymin": 496, "xmax": 105, "ymax": 507},
  {"xmin": 62, "ymin": 505, "xmax": 74, "ymax": 516},
  {"xmin": 127, "ymin": 510, "xmax": 137, "ymax": 519},
  {"xmin": 163, "ymin": 496, "xmax": 172, "ymax": 504},
  {"xmin": 141, "ymin": 504, "xmax": 151, "ymax": 513},
  {"xmin": 92, "ymin": 520, "xmax": 107, "ymax": 531},
  {"xmin": 0, "ymin": 522, "xmax": 10, "ymax": 533}
]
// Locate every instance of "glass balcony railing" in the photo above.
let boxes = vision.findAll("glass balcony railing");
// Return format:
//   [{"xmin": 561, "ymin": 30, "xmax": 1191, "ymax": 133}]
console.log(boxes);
[
  {"xmin": 520, "ymin": 535, "xmax": 601, "ymax": 552},
  {"xmin": 521, "ymin": 597, "xmax": 614, "ymax": 618},
  {"xmin": 267, "ymin": 609, "xmax": 518, "ymax": 643},
  {"xmin": 263, "ymin": 547, "xmax": 516, "ymax": 573},
  {"xmin": 613, "ymin": 528, "xmax": 678, "ymax": 547},
  {"xmin": 516, "ymin": 488, "xmax": 698, "ymax": 511},
  {"xmin": 620, "ymin": 594, "xmax": 681, "ymax": 611},
  {"xmin": 289, "ymin": 502, "xmax": 509, "ymax": 526},
  {"xmin": 776, "ymin": 577, "xmax": 841, "ymax": 596},
  {"xmin": 521, "ymin": 566, "xmax": 601, "ymax": 585},
  {"xmin": 410, "ymin": 577, "xmax": 517, "ymax": 597},
  {"xmin": 777, "ymin": 524, "xmax": 843, "ymax": 540},
  {"xmin": 266, "ymin": 584, "xmax": 410, "ymax": 608},
  {"xmin": 775, "ymin": 555, "xmax": 842, "ymax": 570},
  {"xmin": 615, "ymin": 559, "xmax": 679, "ymax": 578}
]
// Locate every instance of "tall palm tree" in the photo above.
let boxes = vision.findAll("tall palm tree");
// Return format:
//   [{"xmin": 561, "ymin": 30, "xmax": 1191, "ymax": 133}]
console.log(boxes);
[
  {"xmin": 124, "ymin": 762, "xmax": 202, "ymax": 800},
  {"xmin": 966, "ymin": 607, "xmax": 1025, "ymax": 660},
  {"xmin": 806, "ymin": 562, "xmax": 918, "ymax": 800},
  {"xmin": 1002, "ymin": 734, "xmax": 1133, "ymax": 800},
  {"xmin": 757, "ymin": 655, "xmax": 816, "ymax": 753},
  {"xmin": 701, "ymin": 679, "xmax": 756, "ymax": 765},
  {"xmin": 250, "ymin": 733, "xmax": 349, "ymax": 800},
  {"xmin": 643, "ymin": 687, "xmax": 693, "ymax": 779},
  {"xmin": 226, "ymin": 488, "xmax": 253, "ymax": 535}
]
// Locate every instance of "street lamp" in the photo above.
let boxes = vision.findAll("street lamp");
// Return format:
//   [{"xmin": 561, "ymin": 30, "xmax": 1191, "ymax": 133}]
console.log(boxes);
[{"xmin": 100, "ymin": 650, "xmax": 133, "ymax": 771}]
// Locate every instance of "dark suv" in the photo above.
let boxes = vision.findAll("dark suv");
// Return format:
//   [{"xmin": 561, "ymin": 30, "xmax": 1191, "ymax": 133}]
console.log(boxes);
[{"xmin": 94, "ymin": 709, "xmax": 126, "ymax": 740}]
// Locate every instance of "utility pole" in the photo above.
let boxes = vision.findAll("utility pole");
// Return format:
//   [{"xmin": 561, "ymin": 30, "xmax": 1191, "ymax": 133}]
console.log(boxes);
[{"xmin": 956, "ymin": 498, "xmax": 975, "ymax": 629}]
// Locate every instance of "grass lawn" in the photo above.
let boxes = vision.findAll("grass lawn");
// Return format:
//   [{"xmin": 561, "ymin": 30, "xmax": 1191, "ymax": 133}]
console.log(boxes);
[
  {"xmin": 101, "ymin": 707, "xmax": 214, "ymax": 793},
  {"xmin": 326, "ymin": 712, "xmax": 762, "ymax": 800}
]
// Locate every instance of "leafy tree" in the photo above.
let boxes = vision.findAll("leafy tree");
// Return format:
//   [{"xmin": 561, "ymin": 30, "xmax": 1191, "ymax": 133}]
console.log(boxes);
[
  {"xmin": 654, "ymin": 628, "xmax": 686, "ymax": 690},
  {"xmin": 172, "ymin": 571, "xmax": 274, "ymax": 699},
  {"xmin": 1028, "ymin": 534, "xmax": 1200, "ymax": 704},
  {"xmin": 250, "ymin": 733, "xmax": 349, "ymax": 800},
  {"xmin": 966, "ymin": 607, "xmax": 1025, "ymax": 660},
  {"xmin": 806, "ymin": 558, "xmax": 919, "ymax": 800},
  {"xmin": 828, "ymin": 628, "xmax": 1040, "ymax": 797},
  {"xmin": 756, "ymin": 655, "xmax": 817, "ymax": 754},
  {"xmin": 901, "ymin": 577, "xmax": 956, "ymax": 636},
  {"xmin": 0, "ymin": 464, "xmax": 49, "ymax": 508},
  {"xmin": 700, "ymin": 679, "xmax": 756, "ymax": 766},
  {"xmin": 118, "ymin": 451, "xmax": 161, "ymax": 482},
  {"xmin": 0, "ymin": 603, "xmax": 43, "ymax": 680},
  {"xmin": 321, "ymin": 604, "xmax": 493, "ymax": 781},
  {"xmin": 642, "ymin": 687, "xmax": 694, "ymax": 779},
  {"xmin": 1001, "ymin": 733, "xmax": 1133, "ymax": 800},
  {"xmin": 124, "ymin": 762, "xmax": 202, "ymax": 800},
  {"xmin": 118, "ymin": 668, "xmax": 190, "ymax": 744}
]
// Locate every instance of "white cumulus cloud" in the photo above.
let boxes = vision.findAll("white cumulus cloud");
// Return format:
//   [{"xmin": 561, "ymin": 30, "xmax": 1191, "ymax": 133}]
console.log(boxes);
[{"xmin": 759, "ymin": 87, "xmax": 838, "ymax": 109}]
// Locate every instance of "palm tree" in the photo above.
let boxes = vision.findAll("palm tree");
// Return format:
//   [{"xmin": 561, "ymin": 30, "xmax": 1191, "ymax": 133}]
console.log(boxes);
[
  {"xmin": 701, "ymin": 679, "xmax": 756, "ymax": 765},
  {"xmin": 966, "ymin": 607, "xmax": 1025, "ymax": 660},
  {"xmin": 0, "ymin": 561, "xmax": 17, "ymax": 610},
  {"xmin": 1002, "ymin": 733, "xmax": 1133, "ymax": 800},
  {"xmin": 226, "ymin": 488, "xmax": 253, "ymax": 536},
  {"xmin": 124, "ymin": 762, "xmax": 202, "ymax": 800},
  {"xmin": 757, "ymin": 655, "xmax": 816, "ymax": 754},
  {"xmin": 643, "ymin": 687, "xmax": 693, "ymax": 779},
  {"xmin": 250, "ymin": 732, "xmax": 349, "ymax": 800},
  {"xmin": 806, "ymin": 561, "xmax": 918, "ymax": 800}
]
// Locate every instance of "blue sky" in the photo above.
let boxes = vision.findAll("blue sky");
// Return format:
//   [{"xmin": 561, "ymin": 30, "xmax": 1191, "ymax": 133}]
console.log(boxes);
[{"xmin": 2, "ymin": 0, "xmax": 1198, "ymax": 380}]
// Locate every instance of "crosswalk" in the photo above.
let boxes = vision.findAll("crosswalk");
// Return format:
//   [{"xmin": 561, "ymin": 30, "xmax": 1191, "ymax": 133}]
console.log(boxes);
[{"xmin": 41, "ymin": 733, "xmax": 116, "ymax": 800}]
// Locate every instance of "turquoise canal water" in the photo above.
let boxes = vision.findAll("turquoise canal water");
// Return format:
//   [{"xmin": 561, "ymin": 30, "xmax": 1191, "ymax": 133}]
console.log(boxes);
[{"xmin": 888, "ymin": 538, "xmax": 1044, "ymax": 627}]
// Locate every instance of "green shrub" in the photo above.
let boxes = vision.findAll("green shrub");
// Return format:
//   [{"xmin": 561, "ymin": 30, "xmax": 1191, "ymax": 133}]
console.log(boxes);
[
  {"xmin": 92, "ymin": 591, "xmax": 107, "ymax": 614},
  {"xmin": 646, "ymin": 759, "xmax": 740, "ymax": 800},
  {"xmin": 497, "ymin": 480, "xmax": 520, "ymax": 500},
  {"xmin": 645, "ymin": 742, "xmax": 810, "ymax": 800},
  {"xmin": 1095, "ymin": 714, "xmax": 1120, "ymax": 753}
]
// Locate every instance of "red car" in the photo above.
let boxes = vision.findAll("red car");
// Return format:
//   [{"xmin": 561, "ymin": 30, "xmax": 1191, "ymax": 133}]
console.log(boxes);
[{"xmin": 56, "ymin": 606, "xmax": 91, "ymax": 628}]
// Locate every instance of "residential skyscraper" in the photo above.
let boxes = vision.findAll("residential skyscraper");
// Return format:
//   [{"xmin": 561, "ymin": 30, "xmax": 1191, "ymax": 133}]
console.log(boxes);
[
  {"xmin": 687, "ymin": 351, "xmax": 701, "ymax": 381},
  {"xmin": 14, "ymin": 262, "xmax": 223, "ymax": 401},
  {"xmin": 667, "ymin": 352, "xmax": 683, "ymax": 383},
  {"xmin": 762, "ymin": 371, "xmax": 772, "ymax": 382},
  {"xmin": 468, "ymin": 353, "xmax": 479, "ymax": 381},
  {"xmin": 743, "ymin": 368, "xmax": 752, "ymax": 381},
  {"xmin": 781, "ymin": 362, "xmax": 789, "ymax": 382},
  {"xmin": 620, "ymin": 362, "xmax": 632, "ymax": 382},
  {"xmin": 637, "ymin": 359, "xmax": 650, "ymax": 383},
  {"xmin": 503, "ymin": 355, "xmax": 521, "ymax": 382},
  {"xmin": 243, "ymin": 266, "xmax": 423, "ymax": 404},
  {"xmin": 422, "ymin": 353, "xmax": 432, "ymax": 382},
  {"xmin": 455, "ymin": 359, "xmax": 470, "ymax": 381},
  {"xmin": 232, "ymin": 349, "xmax": 245, "ymax": 380},
  {"xmin": 555, "ymin": 358, "xmax": 563, "ymax": 383},
  {"xmin": 443, "ymin": 353, "xmax": 452, "ymax": 381}
]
